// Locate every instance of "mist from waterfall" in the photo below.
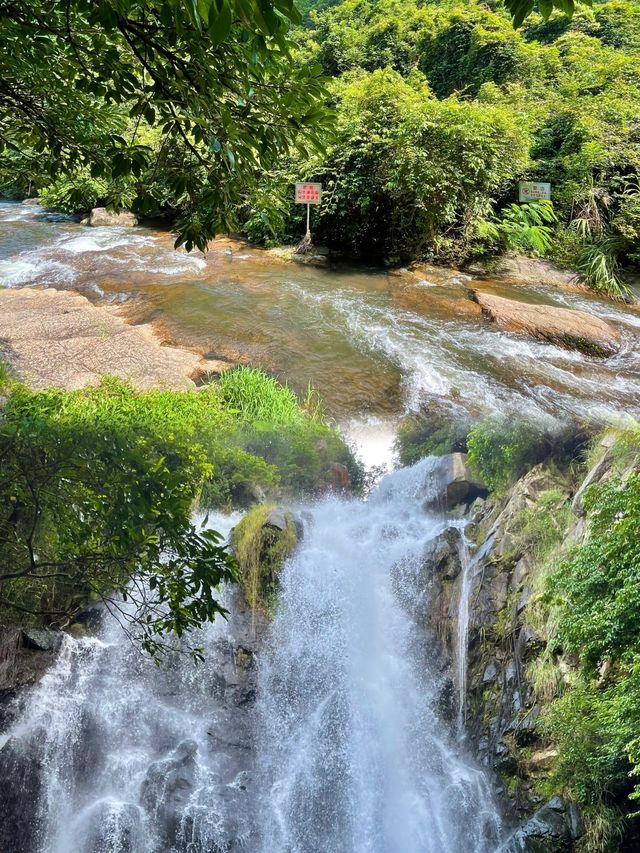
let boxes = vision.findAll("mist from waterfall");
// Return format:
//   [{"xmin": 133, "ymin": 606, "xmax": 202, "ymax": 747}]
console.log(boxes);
[{"xmin": 257, "ymin": 458, "xmax": 501, "ymax": 853}]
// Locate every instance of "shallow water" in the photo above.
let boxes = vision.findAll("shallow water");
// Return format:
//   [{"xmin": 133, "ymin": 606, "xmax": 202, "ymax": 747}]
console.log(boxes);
[{"xmin": 1, "ymin": 200, "xmax": 638, "ymax": 441}]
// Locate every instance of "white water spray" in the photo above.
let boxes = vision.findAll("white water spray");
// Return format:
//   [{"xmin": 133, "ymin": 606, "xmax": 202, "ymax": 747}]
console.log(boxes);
[{"xmin": 257, "ymin": 459, "xmax": 501, "ymax": 853}]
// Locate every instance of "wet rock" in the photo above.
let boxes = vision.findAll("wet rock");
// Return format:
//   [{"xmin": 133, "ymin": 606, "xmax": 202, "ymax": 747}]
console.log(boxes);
[
  {"xmin": 0, "ymin": 733, "xmax": 44, "ymax": 853},
  {"xmin": 21, "ymin": 627, "xmax": 59, "ymax": 652},
  {"xmin": 433, "ymin": 452, "xmax": 487, "ymax": 509},
  {"xmin": 498, "ymin": 796, "xmax": 581, "ymax": 852},
  {"xmin": 265, "ymin": 507, "xmax": 289, "ymax": 531},
  {"xmin": 329, "ymin": 462, "xmax": 352, "ymax": 491},
  {"xmin": 423, "ymin": 526, "xmax": 462, "ymax": 580},
  {"xmin": 82, "ymin": 207, "xmax": 138, "ymax": 227},
  {"xmin": 571, "ymin": 442, "xmax": 614, "ymax": 515},
  {"xmin": 472, "ymin": 290, "xmax": 620, "ymax": 357},
  {"xmin": 483, "ymin": 661, "xmax": 498, "ymax": 683},
  {"xmin": 140, "ymin": 739, "xmax": 198, "ymax": 847},
  {"xmin": 292, "ymin": 245, "xmax": 330, "ymax": 267},
  {"xmin": 0, "ymin": 288, "xmax": 206, "ymax": 391}
]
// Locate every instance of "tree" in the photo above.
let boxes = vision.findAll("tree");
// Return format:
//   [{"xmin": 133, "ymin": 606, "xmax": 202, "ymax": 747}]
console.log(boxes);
[
  {"xmin": 0, "ymin": 0, "xmax": 331, "ymax": 249},
  {"xmin": 0, "ymin": 380, "xmax": 238, "ymax": 660},
  {"xmin": 504, "ymin": 0, "xmax": 594, "ymax": 28}
]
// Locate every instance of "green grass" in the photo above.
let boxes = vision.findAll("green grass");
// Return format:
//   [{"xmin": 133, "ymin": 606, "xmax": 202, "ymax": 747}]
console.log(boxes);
[{"xmin": 217, "ymin": 366, "xmax": 306, "ymax": 426}]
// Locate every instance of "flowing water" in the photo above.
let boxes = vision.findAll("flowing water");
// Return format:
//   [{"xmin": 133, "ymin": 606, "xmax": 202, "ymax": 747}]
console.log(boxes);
[
  {"xmin": 1, "ymin": 200, "xmax": 639, "ymax": 446},
  {"xmin": 1, "ymin": 464, "xmax": 501, "ymax": 853},
  {"xmin": 258, "ymin": 459, "xmax": 500, "ymax": 853}
]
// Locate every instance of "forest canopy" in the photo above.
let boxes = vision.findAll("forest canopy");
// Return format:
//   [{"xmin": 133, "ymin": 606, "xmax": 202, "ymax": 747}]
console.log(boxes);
[{"xmin": 1, "ymin": 0, "xmax": 638, "ymax": 288}]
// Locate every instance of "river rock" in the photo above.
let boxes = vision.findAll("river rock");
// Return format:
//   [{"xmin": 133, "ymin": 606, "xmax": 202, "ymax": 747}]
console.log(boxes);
[
  {"xmin": 422, "ymin": 453, "xmax": 486, "ymax": 511},
  {"xmin": 82, "ymin": 207, "xmax": 138, "ymax": 227},
  {"xmin": 472, "ymin": 290, "xmax": 620, "ymax": 357}
]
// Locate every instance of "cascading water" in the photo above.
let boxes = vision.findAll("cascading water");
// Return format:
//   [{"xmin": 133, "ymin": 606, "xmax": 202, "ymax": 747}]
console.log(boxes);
[
  {"xmin": 257, "ymin": 458, "xmax": 501, "ymax": 853},
  {"xmin": 0, "ymin": 465, "xmax": 503, "ymax": 852},
  {"xmin": 0, "ymin": 515, "xmax": 260, "ymax": 853}
]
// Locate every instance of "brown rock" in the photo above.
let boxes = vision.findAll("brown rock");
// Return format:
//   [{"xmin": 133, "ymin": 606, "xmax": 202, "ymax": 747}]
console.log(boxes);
[
  {"xmin": 472, "ymin": 290, "xmax": 620, "ymax": 357},
  {"xmin": 329, "ymin": 462, "xmax": 352, "ymax": 490},
  {"xmin": 83, "ymin": 207, "xmax": 138, "ymax": 227},
  {"xmin": 0, "ymin": 288, "xmax": 205, "ymax": 390}
]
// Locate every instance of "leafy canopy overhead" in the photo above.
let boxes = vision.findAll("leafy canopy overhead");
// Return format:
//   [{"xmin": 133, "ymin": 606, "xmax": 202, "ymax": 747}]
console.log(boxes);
[{"xmin": 0, "ymin": 0, "xmax": 330, "ymax": 248}]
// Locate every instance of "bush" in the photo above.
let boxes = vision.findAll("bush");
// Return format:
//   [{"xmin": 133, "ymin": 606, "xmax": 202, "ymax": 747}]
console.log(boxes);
[
  {"xmin": 467, "ymin": 419, "xmax": 551, "ymax": 492},
  {"xmin": 466, "ymin": 418, "xmax": 583, "ymax": 493},
  {"xmin": 396, "ymin": 407, "xmax": 471, "ymax": 464}
]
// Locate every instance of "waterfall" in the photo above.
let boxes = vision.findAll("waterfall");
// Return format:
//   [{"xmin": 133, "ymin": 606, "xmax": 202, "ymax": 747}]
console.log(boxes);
[
  {"xmin": 0, "ymin": 465, "xmax": 502, "ymax": 852},
  {"xmin": 257, "ymin": 459, "xmax": 501, "ymax": 853},
  {"xmin": 0, "ymin": 515, "xmax": 260, "ymax": 853}
]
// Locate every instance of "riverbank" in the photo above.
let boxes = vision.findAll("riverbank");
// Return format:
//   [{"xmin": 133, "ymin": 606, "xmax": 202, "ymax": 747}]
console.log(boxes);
[{"xmin": 0, "ymin": 287, "xmax": 231, "ymax": 390}]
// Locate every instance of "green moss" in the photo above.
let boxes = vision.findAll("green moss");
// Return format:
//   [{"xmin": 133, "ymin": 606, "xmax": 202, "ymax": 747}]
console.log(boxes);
[{"xmin": 231, "ymin": 504, "xmax": 298, "ymax": 613}]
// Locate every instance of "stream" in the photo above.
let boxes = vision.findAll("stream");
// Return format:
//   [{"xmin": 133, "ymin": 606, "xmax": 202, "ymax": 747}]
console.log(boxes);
[{"xmin": 1, "ymin": 200, "xmax": 639, "ymax": 466}]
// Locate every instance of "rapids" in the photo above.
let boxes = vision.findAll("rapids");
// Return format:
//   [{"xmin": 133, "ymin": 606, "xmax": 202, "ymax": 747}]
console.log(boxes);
[{"xmin": 1, "ymin": 200, "xmax": 639, "ymax": 449}]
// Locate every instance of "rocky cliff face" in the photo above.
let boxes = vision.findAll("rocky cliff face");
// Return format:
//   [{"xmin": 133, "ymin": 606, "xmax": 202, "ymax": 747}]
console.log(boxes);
[{"xmin": 424, "ymin": 438, "xmax": 634, "ymax": 851}]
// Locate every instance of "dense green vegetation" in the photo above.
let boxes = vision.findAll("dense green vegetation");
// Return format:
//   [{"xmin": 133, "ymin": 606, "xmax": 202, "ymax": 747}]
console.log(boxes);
[
  {"xmin": 0, "ymin": 0, "xmax": 330, "ymax": 249},
  {"xmin": 0, "ymin": 367, "xmax": 358, "ymax": 654},
  {"xmin": 2, "ymin": 0, "xmax": 637, "ymax": 293},
  {"xmin": 482, "ymin": 427, "xmax": 639, "ymax": 849},
  {"xmin": 243, "ymin": 0, "xmax": 640, "ymax": 292}
]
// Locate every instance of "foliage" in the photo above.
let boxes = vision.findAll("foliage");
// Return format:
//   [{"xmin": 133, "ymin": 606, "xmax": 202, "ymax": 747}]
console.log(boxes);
[
  {"xmin": 244, "ymin": 67, "xmax": 530, "ymax": 263},
  {"xmin": 473, "ymin": 199, "xmax": 557, "ymax": 256},
  {"xmin": 217, "ymin": 366, "xmax": 305, "ymax": 426},
  {"xmin": 259, "ymin": 0, "xmax": 640, "ymax": 283},
  {"xmin": 0, "ymin": 369, "xmax": 357, "ymax": 653},
  {"xmin": 230, "ymin": 503, "xmax": 298, "ymax": 612},
  {"xmin": 532, "ymin": 430, "xmax": 640, "ymax": 831},
  {"xmin": 0, "ymin": 0, "xmax": 330, "ymax": 249},
  {"xmin": 510, "ymin": 487, "xmax": 574, "ymax": 561},
  {"xmin": 467, "ymin": 419, "xmax": 554, "ymax": 493},
  {"xmin": 574, "ymin": 237, "xmax": 633, "ymax": 301},
  {"xmin": 38, "ymin": 172, "xmax": 137, "ymax": 215},
  {"xmin": 0, "ymin": 380, "xmax": 237, "ymax": 660},
  {"xmin": 396, "ymin": 407, "xmax": 471, "ymax": 464}
]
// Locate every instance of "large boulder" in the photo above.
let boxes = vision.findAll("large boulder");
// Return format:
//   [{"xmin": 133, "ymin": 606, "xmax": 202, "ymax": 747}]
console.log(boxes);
[
  {"xmin": 425, "ymin": 452, "xmax": 487, "ymax": 510},
  {"xmin": 82, "ymin": 207, "xmax": 138, "ymax": 227},
  {"xmin": 472, "ymin": 290, "xmax": 620, "ymax": 357}
]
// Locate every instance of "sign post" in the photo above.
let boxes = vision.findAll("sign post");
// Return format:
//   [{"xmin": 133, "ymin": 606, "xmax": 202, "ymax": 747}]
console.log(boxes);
[
  {"xmin": 295, "ymin": 182, "xmax": 322, "ymax": 251},
  {"xmin": 518, "ymin": 181, "xmax": 551, "ymax": 202}
]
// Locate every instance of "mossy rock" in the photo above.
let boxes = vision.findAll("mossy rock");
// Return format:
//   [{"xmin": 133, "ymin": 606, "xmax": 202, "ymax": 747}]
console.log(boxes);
[{"xmin": 231, "ymin": 503, "xmax": 298, "ymax": 613}]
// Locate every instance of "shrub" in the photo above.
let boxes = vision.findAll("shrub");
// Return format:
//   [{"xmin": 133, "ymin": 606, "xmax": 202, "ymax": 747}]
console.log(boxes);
[
  {"xmin": 467, "ymin": 419, "xmax": 552, "ymax": 492},
  {"xmin": 396, "ymin": 408, "xmax": 471, "ymax": 464}
]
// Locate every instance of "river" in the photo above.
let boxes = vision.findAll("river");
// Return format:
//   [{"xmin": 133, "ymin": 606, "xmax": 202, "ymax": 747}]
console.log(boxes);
[{"xmin": 1, "ymin": 200, "xmax": 639, "ymax": 467}]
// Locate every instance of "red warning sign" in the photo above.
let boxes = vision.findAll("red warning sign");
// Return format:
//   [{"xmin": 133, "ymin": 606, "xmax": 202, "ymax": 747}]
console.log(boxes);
[{"xmin": 295, "ymin": 182, "xmax": 322, "ymax": 205}]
